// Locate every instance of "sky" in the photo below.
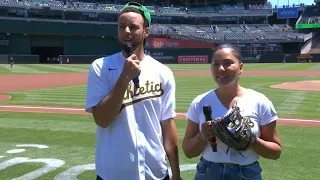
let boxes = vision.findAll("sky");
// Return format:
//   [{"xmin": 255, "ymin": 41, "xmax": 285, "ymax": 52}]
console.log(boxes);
[{"xmin": 268, "ymin": 0, "xmax": 316, "ymax": 7}]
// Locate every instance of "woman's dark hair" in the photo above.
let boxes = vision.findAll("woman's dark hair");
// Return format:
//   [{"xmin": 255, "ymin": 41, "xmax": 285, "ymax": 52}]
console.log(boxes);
[{"xmin": 212, "ymin": 43, "xmax": 242, "ymax": 62}]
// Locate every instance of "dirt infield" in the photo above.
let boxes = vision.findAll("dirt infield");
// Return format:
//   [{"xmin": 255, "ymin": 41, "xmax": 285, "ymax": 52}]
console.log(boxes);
[
  {"xmin": 0, "ymin": 73, "xmax": 88, "ymax": 93},
  {"xmin": 0, "ymin": 94, "xmax": 10, "ymax": 102},
  {"xmin": 270, "ymin": 80, "xmax": 320, "ymax": 91},
  {"xmin": 0, "ymin": 70, "xmax": 320, "ymax": 127},
  {"xmin": 174, "ymin": 70, "xmax": 320, "ymax": 77}
]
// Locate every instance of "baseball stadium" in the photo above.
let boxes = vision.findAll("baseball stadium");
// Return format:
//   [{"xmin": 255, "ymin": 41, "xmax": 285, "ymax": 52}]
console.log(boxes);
[{"xmin": 0, "ymin": 0, "xmax": 320, "ymax": 179}]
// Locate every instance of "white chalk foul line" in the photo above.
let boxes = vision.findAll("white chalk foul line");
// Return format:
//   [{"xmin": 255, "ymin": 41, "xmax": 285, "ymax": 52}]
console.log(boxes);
[
  {"xmin": 0, "ymin": 105, "xmax": 84, "ymax": 111},
  {"xmin": 0, "ymin": 105, "xmax": 319, "ymax": 123}
]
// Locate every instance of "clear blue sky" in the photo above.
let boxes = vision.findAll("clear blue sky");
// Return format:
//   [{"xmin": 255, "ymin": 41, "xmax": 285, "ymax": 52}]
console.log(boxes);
[{"xmin": 268, "ymin": 0, "xmax": 315, "ymax": 7}]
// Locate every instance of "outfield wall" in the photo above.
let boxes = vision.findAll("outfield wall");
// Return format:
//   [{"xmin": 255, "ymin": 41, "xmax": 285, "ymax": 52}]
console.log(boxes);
[
  {"xmin": 1, "ymin": 34, "xmax": 318, "ymax": 64},
  {"xmin": 0, "ymin": 54, "xmax": 39, "ymax": 64},
  {"xmin": 7, "ymin": 34, "xmax": 120, "ymax": 56},
  {"xmin": 57, "ymin": 53, "xmax": 320, "ymax": 64},
  {"xmin": 1, "ymin": 53, "xmax": 319, "ymax": 64}
]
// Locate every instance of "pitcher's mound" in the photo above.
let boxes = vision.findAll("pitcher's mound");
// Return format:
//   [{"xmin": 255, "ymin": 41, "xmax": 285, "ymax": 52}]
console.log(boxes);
[
  {"xmin": 0, "ymin": 94, "xmax": 11, "ymax": 102},
  {"xmin": 270, "ymin": 80, "xmax": 320, "ymax": 91}
]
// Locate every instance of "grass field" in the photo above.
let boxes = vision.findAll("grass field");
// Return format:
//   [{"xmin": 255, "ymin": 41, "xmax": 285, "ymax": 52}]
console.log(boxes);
[
  {"xmin": 1, "ymin": 63, "xmax": 320, "ymax": 74},
  {"xmin": 0, "ymin": 63, "xmax": 320, "ymax": 180}
]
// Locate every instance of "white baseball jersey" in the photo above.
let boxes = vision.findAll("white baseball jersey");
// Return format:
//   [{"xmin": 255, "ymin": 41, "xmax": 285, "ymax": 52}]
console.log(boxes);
[
  {"xmin": 186, "ymin": 88, "xmax": 278, "ymax": 165},
  {"xmin": 85, "ymin": 52, "xmax": 176, "ymax": 180}
]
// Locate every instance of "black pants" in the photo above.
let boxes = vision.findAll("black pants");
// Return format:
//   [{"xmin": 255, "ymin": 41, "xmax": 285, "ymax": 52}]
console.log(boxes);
[{"xmin": 96, "ymin": 174, "xmax": 170, "ymax": 180}]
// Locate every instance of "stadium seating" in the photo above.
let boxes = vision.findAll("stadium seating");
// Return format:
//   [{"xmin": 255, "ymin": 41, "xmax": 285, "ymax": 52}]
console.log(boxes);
[
  {"xmin": 308, "ymin": 33, "xmax": 320, "ymax": 54},
  {"xmin": 0, "ymin": 0, "xmax": 309, "ymax": 43},
  {"xmin": 0, "ymin": 33, "xmax": 8, "ymax": 40},
  {"xmin": 0, "ymin": 0, "xmax": 21, "ymax": 6},
  {"xmin": 0, "ymin": 0, "xmax": 274, "ymax": 15},
  {"xmin": 224, "ymin": 32, "xmax": 254, "ymax": 41},
  {"xmin": 149, "ymin": 22, "xmax": 307, "ymax": 42},
  {"xmin": 296, "ymin": 5, "xmax": 320, "ymax": 24}
]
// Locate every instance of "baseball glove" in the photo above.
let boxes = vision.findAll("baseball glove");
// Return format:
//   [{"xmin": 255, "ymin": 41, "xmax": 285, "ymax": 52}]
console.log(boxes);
[{"xmin": 211, "ymin": 103, "xmax": 257, "ymax": 155}]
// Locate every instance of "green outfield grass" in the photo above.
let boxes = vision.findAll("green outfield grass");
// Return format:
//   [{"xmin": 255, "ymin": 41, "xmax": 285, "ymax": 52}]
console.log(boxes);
[
  {"xmin": 0, "ymin": 64, "xmax": 320, "ymax": 179},
  {"xmin": 1, "ymin": 63, "xmax": 320, "ymax": 74},
  {"xmin": 1, "ymin": 75, "xmax": 320, "ymax": 119},
  {"xmin": 0, "ymin": 112, "xmax": 319, "ymax": 180}
]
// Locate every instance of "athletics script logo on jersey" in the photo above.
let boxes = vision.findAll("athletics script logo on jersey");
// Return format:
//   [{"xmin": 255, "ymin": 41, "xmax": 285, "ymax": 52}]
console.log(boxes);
[{"xmin": 120, "ymin": 78, "xmax": 164, "ymax": 111}]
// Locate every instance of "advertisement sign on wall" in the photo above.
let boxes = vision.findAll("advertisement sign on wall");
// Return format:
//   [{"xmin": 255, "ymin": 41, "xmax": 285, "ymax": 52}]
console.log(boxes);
[
  {"xmin": 296, "ymin": 23, "xmax": 320, "ymax": 29},
  {"xmin": 144, "ymin": 50, "xmax": 175, "ymax": 61},
  {"xmin": 241, "ymin": 54, "xmax": 262, "ymax": 62},
  {"xmin": 146, "ymin": 37, "xmax": 213, "ymax": 49},
  {"xmin": 178, "ymin": 55, "xmax": 208, "ymax": 64},
  {"xmin": 277, "ymin": 7, "xmax": 298, "ymax": 19}
]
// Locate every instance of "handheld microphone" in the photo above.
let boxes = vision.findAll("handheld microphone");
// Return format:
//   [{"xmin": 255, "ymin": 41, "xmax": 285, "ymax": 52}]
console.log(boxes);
[
  {"xmin": 124, "ymin": 43, "xmax": 140, "ymax": 88},
  {"xmin": 203, "ymin": 105, "xmax": 217, "ymax": 152}
]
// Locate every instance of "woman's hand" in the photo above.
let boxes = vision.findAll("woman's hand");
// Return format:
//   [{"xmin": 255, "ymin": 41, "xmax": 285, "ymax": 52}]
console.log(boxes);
[{"xmin": 200, "ymin": 118, "xmax": 217, "ymax": 140}]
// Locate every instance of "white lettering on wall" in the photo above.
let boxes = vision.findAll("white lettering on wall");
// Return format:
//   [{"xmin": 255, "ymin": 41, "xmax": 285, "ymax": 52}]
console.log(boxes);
[{"xmin": 146, "ymin": 41, "xmax": 180, "ymax": 48}]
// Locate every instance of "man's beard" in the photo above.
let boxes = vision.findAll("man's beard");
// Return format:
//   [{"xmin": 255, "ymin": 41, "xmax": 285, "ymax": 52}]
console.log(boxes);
[{"xmin": 118, "ymin": 37, "xmax": 144, "ymax": 53}]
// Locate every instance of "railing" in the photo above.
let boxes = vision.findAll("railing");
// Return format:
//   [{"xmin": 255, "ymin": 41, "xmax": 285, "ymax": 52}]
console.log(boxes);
[
  {"xmin": 300, "ymin": 39, "xmax": 312, "ymax": 54},
  {"xmin": 304, "ymin": 32, "xmax": 313, "ymax": 41}
]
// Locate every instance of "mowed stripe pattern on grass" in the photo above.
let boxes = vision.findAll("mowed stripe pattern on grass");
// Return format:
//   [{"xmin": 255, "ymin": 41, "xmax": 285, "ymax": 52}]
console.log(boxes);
[
  {"xmin": 0, "ymin": 64, "xmax": 319, "ymax": 179},
  {"xmin": 0, "ymin": 112, "xmax": 199, "ymax": 179},
  {"xmin": 0, "ymin": 112, "xmax": 97, "ymax": 180},
  {"xmin": 0, "ymin": 112, "xmax": 319, "ymax": 180},
  {"xmin": 1, "ymin": 63, "xmax": 320, "ymax": 74},
  {"xmin": 0, "ymin": 64, "xmax": 90, "ymax": 74},
  {"xmin": 1, "ymin": 85, "xmax": 87, "ymax": 108},
  {"xmin": 1, "ymin": 75, "xmax": 320, "ymax": 119},
  {"xmin": 0, "ymin": 64, "xmax": 49, "ymax": 74}
]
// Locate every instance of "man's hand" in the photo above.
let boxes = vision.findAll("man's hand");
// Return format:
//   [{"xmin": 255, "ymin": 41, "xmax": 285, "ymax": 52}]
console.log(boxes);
[
  {"xmin": 121, "ymin": 54, "xmax": 141, "ymax": 82},
  {"xmin": 161, "ymin": 118, "xmax": 181, "ymax": 180}
]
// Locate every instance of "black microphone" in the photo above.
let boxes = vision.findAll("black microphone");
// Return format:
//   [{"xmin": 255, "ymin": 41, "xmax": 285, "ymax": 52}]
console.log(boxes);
[
  {"xmin": 124, "ymin": 43, "xmax": 140, "ymax": 88},
  {"xmin": 203, "ymin": 105, "xmax": 217, "ymax": 152}
]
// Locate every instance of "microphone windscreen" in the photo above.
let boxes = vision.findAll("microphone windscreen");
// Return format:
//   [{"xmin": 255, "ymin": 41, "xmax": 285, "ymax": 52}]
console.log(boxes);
[
  {"xmin": 124, "ymin": 42, "xmax": 140, "ymax": 88},
  {"xmin": 203, "ymin": 105, "xmax": 212, "ymax": 121},
  {"xmin": 124, "ymin": 43, "xmax": 133, "ymax": 56}
]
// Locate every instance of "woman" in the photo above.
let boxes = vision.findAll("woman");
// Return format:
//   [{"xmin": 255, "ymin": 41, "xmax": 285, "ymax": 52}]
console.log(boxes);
[{"xmin": 182, "ymin": 44, "xmax": 282, "ymax": 180}]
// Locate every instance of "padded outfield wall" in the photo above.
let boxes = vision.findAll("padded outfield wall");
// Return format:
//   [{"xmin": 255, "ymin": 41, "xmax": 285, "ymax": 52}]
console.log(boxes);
[
  {"xmin": 0, "ymin": 18, "xmax": 120, "ymax": 63},
  {"xmin": 143, "ymin": 38, "xmax": 320, "ymax": 64}
]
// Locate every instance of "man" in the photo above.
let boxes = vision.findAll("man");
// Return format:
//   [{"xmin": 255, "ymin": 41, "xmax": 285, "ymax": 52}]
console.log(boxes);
[
  {"xmin": 9, "ymin": 57, "xmax": 14, "ymax": 68},
  {"xmin": 85, "ymin": 2, "xmax": 181, "ymax": 180}
]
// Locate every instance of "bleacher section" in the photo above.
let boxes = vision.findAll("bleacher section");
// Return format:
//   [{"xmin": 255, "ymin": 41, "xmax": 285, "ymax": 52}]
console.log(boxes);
[
  {"xmin": 0, "ymin": 0, "xmax": 274, "ymax": 15},
  {"xmin": 0, "ymin": 0, "xmax": 170, "ymax": 14},
  {"xmin": 0, "ymin": 33, "xmax": 8, "ymax": 40},
  {"xmin": 309, "ymin": 33, "xmax": 320, "ymax": 54},
  {"xmin": 0, "ymin": 0, "xmax": 311, "ymax": 44},
  {"xmin": 296, "ymin": 5, "xmax": 320, "ymax": 25},
  {"xmin": 150, "ymin": 24, "xmax": 307, "ymax": 43}
]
